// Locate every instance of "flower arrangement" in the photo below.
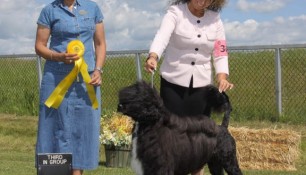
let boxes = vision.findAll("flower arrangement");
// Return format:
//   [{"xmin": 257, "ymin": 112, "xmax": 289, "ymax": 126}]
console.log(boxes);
[{"xmin": 100, "ymin": 112, "xmax": 134, "ymax": 147}]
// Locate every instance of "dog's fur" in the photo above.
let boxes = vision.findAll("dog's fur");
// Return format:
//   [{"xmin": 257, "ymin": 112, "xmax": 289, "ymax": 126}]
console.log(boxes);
[{"xmin": 118, "ymin": 81, "xmax": 242, "ymax": 175}]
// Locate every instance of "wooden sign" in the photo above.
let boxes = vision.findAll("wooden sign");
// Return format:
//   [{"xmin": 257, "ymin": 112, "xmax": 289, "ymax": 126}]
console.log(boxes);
[{"xmin": 37, "ymin": 153, "xmax": 72, "ymax": 175}]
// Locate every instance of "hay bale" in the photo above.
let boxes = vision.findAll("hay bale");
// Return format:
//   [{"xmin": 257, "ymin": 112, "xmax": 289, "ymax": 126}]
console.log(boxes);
[{"xmin": 229, "ymin": 127, "xmax": 301, "ymax": 171}]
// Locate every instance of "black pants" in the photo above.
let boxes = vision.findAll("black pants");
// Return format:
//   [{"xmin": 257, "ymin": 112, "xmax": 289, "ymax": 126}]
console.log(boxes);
[{"xmin": 160, "ymin": 77, "xmax": 211, "ymax": 117}]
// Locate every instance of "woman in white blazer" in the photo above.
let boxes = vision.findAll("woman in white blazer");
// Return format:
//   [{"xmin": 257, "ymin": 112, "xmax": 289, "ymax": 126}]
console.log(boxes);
[{"xmin": 145, "ymin": 0, "xmax": 233, "ymax": 174}]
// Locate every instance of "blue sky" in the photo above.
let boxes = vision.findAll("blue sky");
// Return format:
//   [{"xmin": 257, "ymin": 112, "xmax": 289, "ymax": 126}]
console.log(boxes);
[
  {"xmin": 223, "ymin": 0, "xmax": 305, "ymax": 21},
  {"xmin": 0, "ymin": 0, "xmax": 305, "ymax": 54}
]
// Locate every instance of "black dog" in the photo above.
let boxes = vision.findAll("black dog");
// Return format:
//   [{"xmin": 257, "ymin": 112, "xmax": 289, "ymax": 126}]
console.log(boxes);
[{"xmin": 118, "ymin": 81, "xmax": 242, "ymax": 175}]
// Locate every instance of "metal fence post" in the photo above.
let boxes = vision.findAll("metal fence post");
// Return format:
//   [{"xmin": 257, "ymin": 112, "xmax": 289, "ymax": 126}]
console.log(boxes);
[
  {"xmin": 36, "ymin": 56, "xmax": 43, "ymax": 91},
  {"xmin": 275, "ymin": 48, "xmax": 282, "ymax": 116},
  {"xmin": 135, "ymin": 53, "xmax": 142, "ymax": 81}
]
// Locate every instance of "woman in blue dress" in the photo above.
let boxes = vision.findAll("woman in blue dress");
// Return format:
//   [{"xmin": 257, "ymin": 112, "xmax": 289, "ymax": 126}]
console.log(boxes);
[{"xmin": 35, "ymin": 0, "xmax": 106, "ymax": 174}]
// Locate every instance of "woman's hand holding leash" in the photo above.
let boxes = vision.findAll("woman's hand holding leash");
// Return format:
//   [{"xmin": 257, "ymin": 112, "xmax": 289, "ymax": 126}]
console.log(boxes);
[
  {"xmin": 217, "ymin": 73, "xmax": 234, "ymax": 93},
  {"xmin": 145, "ymin": 53, "xmax": 158, "ymax": 73}
]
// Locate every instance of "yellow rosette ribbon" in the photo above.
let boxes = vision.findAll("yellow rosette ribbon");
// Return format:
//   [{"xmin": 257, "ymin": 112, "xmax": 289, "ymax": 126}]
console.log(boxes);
[{"xmin": 45, "ymin": 40, "xmax": 99, "ymax": 109}]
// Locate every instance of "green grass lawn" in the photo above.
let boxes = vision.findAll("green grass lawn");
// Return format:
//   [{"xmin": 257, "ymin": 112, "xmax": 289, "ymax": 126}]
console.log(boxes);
[{"xmin": 0, "ymin": 114, "xmax": 305, "ymax": 175}]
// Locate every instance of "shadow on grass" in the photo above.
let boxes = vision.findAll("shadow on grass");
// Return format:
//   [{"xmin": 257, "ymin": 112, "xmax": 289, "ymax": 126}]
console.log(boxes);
[{"xmin": 98, "ymin": 161, "xmax": 106, "ymax": 166}]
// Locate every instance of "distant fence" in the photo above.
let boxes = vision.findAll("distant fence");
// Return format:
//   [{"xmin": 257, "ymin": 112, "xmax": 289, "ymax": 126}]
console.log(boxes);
[{"xmin": 0, "ymin": 44, "xmax": 305, "ymax": 123}]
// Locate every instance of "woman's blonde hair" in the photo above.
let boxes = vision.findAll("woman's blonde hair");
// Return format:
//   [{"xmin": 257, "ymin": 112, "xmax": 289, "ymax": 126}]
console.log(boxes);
[{"xmin": 171, "ymin": 0, "xmax": 227, "ymax": 12}]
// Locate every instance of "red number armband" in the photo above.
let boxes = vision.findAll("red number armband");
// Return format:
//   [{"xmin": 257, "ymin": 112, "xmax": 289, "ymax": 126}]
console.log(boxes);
[{"xmin": 214, "ymin": 40, "xmax": 228, "ymax": 57}]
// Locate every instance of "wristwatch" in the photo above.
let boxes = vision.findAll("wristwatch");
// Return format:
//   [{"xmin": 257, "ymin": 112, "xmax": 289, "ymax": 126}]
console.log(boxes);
[{"xmin": 94, "ymin": 67, "xmax": 103, "ymax": 74}]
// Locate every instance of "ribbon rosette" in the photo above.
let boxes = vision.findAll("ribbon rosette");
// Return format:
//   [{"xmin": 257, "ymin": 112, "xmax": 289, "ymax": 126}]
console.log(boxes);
[{"xmin": 45, "ymin": 40, "xmax": 99, "ymax": 109}]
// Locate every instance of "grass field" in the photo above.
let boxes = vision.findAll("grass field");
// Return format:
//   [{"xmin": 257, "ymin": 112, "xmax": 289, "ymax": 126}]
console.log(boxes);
[{"xmin": 0, "ymin": 114, "xmax": 305, "ymax": 175}]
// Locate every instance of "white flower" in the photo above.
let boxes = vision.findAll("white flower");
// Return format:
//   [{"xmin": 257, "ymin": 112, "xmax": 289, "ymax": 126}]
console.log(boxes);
[{"xmin": 100, "ymin": 112, "xmax": 134, "ymax": 147}]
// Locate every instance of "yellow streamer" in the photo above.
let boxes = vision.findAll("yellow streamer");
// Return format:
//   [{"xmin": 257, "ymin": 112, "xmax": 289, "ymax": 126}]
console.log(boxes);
[{"xmin": 45, "ymin": 40, "xmax": 99, "ymax": 109}]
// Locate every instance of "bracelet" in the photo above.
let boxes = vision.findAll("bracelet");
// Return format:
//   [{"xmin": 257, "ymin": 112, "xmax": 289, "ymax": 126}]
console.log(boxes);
[
  {"xmin": 94, "ymin": 67, "xmax": 103, "ymax": 74},
  {"xmin": 146, "ymin": 55, "xmax": 158, "ymax": 62}
]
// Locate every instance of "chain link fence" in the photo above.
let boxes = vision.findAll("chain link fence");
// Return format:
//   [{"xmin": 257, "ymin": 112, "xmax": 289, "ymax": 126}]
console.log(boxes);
[
  {"xmin": 0, "ymin": 54, "xmax": 40, "ymax": 115},
  {"xmin": 227, "ymin": 45, "xmax": 306, "ymax": 123},
  {"xmin": 0, "ymin": 44, "xmax": 305, "ymax": 123}
]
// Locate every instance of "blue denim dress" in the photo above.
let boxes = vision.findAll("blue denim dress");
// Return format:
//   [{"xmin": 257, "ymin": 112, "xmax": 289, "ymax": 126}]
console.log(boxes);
[{"xmin": 36, "ymin": 0, "xmax": 103, "ymax": 170}]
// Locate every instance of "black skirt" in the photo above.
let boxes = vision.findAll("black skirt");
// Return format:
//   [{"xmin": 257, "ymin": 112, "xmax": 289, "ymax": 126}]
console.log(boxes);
[{"xmin": 160, "ymin": 76, "xmax": 212, "ymax": 117}]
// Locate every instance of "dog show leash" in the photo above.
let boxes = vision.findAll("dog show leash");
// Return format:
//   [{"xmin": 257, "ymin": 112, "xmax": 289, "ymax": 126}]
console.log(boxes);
[
  {"xmin": 151, "ymin": 66, "xmax": 157, "ymax": 88},
  {"xmin": 151, "ymin": 70, "xmax": 155, "ymax": 88}
]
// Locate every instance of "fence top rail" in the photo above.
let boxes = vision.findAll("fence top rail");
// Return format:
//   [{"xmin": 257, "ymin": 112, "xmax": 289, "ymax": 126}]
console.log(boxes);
[
  {"xmin": 105, "ymin": 44, "xmax": 306, "ymax": 55},
  {"xmin": 0, "ymin": 54, "xmax": 37, "ymax": 58},
  {"xmin": 106, "ymin": 50, "xmax": 148, "ymax": 55},
  {"xmin": 228, "ymin": 44, "xmax": 306, "ymax": 50},
  {"xmin": 1, "ymin": 44, "xmax": 305, "ymax": 58}
]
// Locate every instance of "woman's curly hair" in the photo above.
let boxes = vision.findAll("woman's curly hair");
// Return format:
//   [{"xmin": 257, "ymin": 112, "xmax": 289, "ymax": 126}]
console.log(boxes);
[{"xmin": 171, "ymin": 0, "xmax": 227, "ymax": 12}]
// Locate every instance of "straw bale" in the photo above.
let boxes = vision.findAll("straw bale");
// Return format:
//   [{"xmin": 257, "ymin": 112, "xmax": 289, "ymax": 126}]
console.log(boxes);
[{"xmin": 229, "ymin": 127, "xmax": 301, "ymax": 171}]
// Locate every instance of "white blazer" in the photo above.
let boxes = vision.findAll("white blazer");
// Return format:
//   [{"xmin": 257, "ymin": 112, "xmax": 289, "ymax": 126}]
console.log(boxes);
[{"xmin": 149, "ymin": 3, "xmax": 229, "ymax": 88}]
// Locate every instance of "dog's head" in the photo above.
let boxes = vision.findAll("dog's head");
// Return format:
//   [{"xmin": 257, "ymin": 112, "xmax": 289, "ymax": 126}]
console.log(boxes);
[{"xmin": 117, "ymin": 81, "xmax": 164, "ymax": 123}]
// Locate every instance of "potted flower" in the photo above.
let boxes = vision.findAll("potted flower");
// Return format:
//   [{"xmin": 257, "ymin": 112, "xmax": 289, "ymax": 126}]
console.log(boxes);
[{"xmin": 100, "ymin": 112, "xmax": 134, "ymax": 168}]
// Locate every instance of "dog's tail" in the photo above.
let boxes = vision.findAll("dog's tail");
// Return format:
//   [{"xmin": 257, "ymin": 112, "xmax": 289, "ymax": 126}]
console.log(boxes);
[
  {"xmin": 208, "ymin": 86, "xmax": 232, "ymax": 128},
  {"xmin": 220, "ymin": 95, "xmax": 232, "ymax": 128}
]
